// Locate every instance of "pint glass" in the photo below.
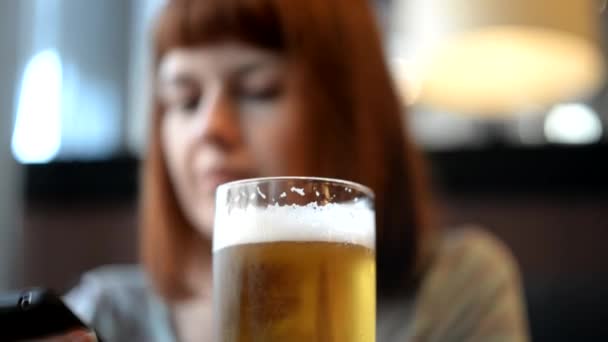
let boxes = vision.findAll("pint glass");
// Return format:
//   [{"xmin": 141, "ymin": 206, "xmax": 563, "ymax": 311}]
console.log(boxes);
[{"xmin": 213, "ymin": 177, "xmax": 375, "ymax": 342}]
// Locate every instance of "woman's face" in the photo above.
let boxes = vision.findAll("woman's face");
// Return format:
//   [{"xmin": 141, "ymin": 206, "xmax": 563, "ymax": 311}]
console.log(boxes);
[{"xmin": 158, "ymin": 42, "xmax": 308, "ymax": 238}]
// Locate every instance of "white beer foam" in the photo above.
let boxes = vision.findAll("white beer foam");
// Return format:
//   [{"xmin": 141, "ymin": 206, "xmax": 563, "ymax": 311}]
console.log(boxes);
[{"xmin": 213, "ymin": 203, "xmax": 375, "ymax": 252}]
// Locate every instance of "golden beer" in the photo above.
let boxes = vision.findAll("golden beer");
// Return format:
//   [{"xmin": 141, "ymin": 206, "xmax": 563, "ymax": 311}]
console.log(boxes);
[
  {"xmin": 213, "ymin": 177, "xmax": 376, "ymax": 342},
  {"xmin": 213, "ymin": 241, "xmax": 375, "ymax": 342}
]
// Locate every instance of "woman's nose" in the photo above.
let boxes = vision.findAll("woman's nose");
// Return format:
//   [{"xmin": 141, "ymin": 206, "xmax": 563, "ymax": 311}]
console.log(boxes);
[{"xmin": 195, "ymin": 91, "xmax": 242, "ymax": 149}]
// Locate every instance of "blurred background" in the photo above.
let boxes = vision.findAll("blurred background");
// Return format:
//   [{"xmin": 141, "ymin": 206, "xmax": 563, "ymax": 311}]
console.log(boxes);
[{"xmin": 1, "ymin": 0, "xmax": 607, "ymax": 340}]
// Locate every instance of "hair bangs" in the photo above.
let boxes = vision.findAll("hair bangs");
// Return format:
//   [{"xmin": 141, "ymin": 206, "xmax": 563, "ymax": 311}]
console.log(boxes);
[{"xmin": 154, "ymin": 0, "xmax": 284, "ymax": 60}]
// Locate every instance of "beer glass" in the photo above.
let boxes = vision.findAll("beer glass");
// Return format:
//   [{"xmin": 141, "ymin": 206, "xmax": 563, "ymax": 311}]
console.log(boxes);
[{"xmin": 213, "ymin": 177, "xmax": 375, "ymax": 342}]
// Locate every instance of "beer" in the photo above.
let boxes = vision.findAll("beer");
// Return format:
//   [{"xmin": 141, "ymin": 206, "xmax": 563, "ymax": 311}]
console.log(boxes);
[
  {"xmin": 214, "ymin": 241, "xmax": 375, "ymax": 342},
  {"xmin": 214, "ymin": 178, "xmax": 375, "ymax": 342}
]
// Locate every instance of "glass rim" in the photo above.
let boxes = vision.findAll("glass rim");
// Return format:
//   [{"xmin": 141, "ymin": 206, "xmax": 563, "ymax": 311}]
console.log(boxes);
[{"xmin": 216, "ymin": 176, "xmax": 375, "ymax": 199}]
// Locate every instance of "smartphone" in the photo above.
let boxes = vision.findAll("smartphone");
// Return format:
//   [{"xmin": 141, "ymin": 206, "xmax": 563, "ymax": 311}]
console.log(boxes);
[{"xmin": 0, "ymin": 287, "xmax": 98, "ymax": 341}]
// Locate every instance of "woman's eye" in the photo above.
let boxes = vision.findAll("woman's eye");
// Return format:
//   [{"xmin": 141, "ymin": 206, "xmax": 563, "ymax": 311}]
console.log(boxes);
[
  {"xmin": 240, "ymin": 84, "xmax": 283, "ymax": 102},
  {"xmin": 180, "ymin": 95, "xmax": 200, "ymax": 111},
  {"xmin": 182, "ymin": 96, "xmax": 200, "ymax": 111}
]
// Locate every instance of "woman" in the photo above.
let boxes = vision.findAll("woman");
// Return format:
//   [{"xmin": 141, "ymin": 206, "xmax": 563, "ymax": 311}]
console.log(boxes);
[{"xmin": 65, "ymin": 0, "xmax": 529, "ymax": 341}]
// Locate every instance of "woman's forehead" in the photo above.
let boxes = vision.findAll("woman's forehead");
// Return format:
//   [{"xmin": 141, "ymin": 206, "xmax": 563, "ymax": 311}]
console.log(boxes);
[{"xmin": 158, "ymin": 43, "xmax": 284, "ymax": 80}]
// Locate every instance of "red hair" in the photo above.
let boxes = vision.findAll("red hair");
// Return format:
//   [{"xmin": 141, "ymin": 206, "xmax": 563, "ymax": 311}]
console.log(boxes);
[{"xmin": 141, "ymin": 0, "xmax": 434, "ymax": 300}]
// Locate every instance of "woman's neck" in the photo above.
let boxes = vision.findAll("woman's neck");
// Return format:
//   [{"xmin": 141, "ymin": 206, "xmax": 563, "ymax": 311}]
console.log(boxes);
[
  {"xmin": 170, "ymin": 238, "xmax": 214, "ymax": 341},
  {"xmin": 171, "ymin": 283, "xmax": 213, "ymax": 341}
]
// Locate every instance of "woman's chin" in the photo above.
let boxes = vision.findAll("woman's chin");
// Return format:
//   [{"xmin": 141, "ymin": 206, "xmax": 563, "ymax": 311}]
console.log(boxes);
[{"xmin": 188, "ymin": 204, "xmax": 215, "ymax": 242}]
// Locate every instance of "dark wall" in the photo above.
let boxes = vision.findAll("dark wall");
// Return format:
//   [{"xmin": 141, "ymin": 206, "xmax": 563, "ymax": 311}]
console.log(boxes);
[{"xmin": 23, "ymin": 200, "xmax": 137, "ymax": 293}]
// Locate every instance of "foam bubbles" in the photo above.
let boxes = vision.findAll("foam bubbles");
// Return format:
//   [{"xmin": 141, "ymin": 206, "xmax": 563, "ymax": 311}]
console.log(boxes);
[{"xmin": 213, "ymin": 202, "xmax": 375, "ymax": 252}]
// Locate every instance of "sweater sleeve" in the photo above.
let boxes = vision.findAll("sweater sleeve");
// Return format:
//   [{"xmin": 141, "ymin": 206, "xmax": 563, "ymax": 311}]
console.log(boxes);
[
  {"xmin": 410, "ymin": 228, "xmax": 529, "ymax": 342},
  {"xmin": 63, "ymin": 266, "xmax": 142, "ymax": 341}
]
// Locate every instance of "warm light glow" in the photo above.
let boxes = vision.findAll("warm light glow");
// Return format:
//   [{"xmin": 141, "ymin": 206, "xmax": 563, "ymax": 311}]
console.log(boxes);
[
  {"xmin": 12, "ymin": 50, "xmax": 62, "ymax": 163},
  {"xmin": 544, "ymin": 103, "xmax": 603, "ymax": 144},
  {"xmin": 418, "ymin": 27, "xmax": 605, "ymax": 115},
  {"xmin": 390, "ymin": 58, "xmax": 422, "ymax": 106},
  {"xmin": 389, "ymin": 0, "xmax": 605, "ymax": 116}
]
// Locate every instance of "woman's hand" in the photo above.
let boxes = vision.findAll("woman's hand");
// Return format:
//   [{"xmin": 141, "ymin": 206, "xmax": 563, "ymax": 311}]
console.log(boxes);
[{"xmin": 36, "ymin": 329, "xmax": 97, "ymax": 342}]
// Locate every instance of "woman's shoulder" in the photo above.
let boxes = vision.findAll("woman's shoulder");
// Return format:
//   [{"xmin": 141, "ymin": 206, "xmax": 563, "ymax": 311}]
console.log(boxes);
[
  {"xmin": 411, "ymin": 226, "xmax": 529, "ymax": 341},
  {"xmin": 436, "ymin": 226, "xmax": 520, "ymax": 276},
  {"xmin": 64, "ymin": 264, "xmax": 158, "ymax": 329},
  {"xmin": 72, "ymin": 264, "xmax": 148, "ymax": 290},
  {"xmin": 420, "ymin": 226, "xmax": 523, "ymax": 299},
  {"xmin": 65, "ymin": 264, "xmax": 150, "ymax": 306},
  {"xmin": 63, "ymin": 264, "xmax": 172, "ymax": 340}
]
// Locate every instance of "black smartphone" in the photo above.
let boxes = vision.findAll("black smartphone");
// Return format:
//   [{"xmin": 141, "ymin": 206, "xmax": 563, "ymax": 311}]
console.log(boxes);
[{"xmin": 0, "ymin": 287, "xmax": 98, "ymax": 341}]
